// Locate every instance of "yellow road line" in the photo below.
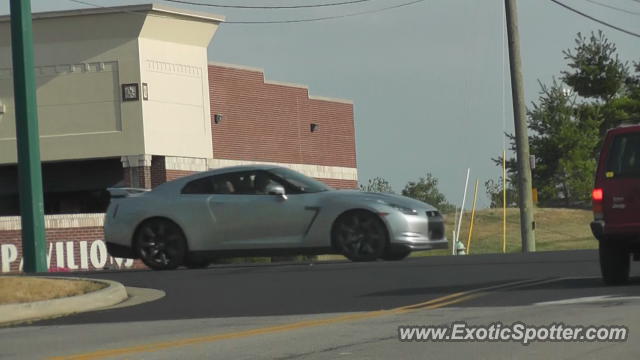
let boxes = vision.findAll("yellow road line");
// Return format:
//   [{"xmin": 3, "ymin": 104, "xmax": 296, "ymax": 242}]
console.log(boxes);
[
  {"xmin": 50, "ymin": 277, "xmax": 557, "ymax": 360},
  {"xmin": 49, "ymin": 311, "xmax": 394, "ymax": 360},
  {"xmin": 395, "ymin": 277, "xmax": 552, "ymax": 311}
]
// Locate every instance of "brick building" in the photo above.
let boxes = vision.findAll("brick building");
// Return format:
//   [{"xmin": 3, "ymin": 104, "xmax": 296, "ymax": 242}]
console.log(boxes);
[{"xmin": 0, "ymin": 4, "xmax": 357, "ymax": 272}]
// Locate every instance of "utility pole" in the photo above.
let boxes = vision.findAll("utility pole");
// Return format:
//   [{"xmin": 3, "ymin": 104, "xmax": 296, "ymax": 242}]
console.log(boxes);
[
  {"xmin": 504, "ymin": 0, "xmax": 535, "ymax": 252},
  {"xmin": 10, "ymin": 0, "xmax": 47, "ymax": 272}
]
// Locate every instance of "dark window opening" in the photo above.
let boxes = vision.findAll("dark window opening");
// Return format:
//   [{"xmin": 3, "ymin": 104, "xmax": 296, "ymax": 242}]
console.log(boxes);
[{"xmin": 0, "ymin": 158, "xmax": 124, "ymax": 216}]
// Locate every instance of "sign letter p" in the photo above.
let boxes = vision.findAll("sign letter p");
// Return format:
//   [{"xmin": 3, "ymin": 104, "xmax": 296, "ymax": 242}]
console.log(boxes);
[{"xmin": 1, "ymin": 244, "xmax": 18, "ymax": 273}]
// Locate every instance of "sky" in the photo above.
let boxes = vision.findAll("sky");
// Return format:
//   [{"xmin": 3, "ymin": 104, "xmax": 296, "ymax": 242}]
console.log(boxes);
[{"xmin": 2, "ymin": 0, "xmax": 640, "ymax": 209}]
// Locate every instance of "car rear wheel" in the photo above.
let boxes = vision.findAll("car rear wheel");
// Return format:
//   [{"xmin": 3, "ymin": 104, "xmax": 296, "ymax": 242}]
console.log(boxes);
[
  {"xmin": 135, "ymin": 218, "xmax": 186, "ymax": 270},
  {"xmin": 333, "ymin": 210, "xmax": 387, "ymax": 262},
  {"xmin": 599, "ymin": 239, "xmax": 630, "ymax": 285}
]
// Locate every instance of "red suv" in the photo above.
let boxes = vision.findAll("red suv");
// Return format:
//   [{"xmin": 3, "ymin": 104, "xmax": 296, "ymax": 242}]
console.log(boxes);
[{"xmin": 592, "ymin": 124, "xmax": 640, "ymax": 285}]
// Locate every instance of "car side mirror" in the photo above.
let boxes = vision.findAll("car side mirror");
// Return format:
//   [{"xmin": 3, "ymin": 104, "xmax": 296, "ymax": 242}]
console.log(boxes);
[{"xmin": 266, "ymin": 184, "xmax": 287, "ymax": 200}]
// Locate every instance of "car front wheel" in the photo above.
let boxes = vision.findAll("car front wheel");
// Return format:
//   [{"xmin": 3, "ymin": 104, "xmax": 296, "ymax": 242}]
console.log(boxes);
[
  {"xmin": 332, "ymin": 210, "xmax": 387, "ymax": 262},
  {"xmin": 134, "ymin": 218, "xmax": 187, "ymax": 270},
  {"xmin": 599, "ymin": 239, "xmax": 630, "ymax": 285}
]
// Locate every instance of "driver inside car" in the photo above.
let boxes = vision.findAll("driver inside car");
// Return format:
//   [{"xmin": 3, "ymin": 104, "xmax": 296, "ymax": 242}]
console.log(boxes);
[{"xmin": 253, "ymin": 172, "xmax": 272, "ymax": 195}]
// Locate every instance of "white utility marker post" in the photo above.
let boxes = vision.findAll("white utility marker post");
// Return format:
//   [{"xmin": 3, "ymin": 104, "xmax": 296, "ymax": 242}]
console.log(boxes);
[
  {"xmin": 454, "ymin": 168, "xmax": 471, "ymax": 253},
  {"xmin": 451, "ymin": 208, "xmax": 459, "ymax": 255}
]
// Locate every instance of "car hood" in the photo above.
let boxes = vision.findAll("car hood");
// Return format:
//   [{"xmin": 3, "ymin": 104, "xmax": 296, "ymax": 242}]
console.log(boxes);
[{"xmin": 324, "ymin": 190, "xmax": 438, "ymax": 211}]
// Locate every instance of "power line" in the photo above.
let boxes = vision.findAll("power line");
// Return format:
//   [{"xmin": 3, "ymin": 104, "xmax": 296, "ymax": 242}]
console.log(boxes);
[
  {"xmin": 225, "ymin": 0, "xmax": 425, "ymax": 24},
  {"xmin": 162, "ymin": 0, "xmax": 377, "ymax": 10},
  {"xmin": 584, "ymin": 0, "xmax": 640, "ymax": 16},
  {"xmin": 67, "ymin": 0, "xmax": 425, "ymax": 25},
  {"xmin": 67, "ymin": 0, "xmax": 217, "ymax": 21},
  {"xmin": 550, "ymin": 0, "xmax": 640, "ymax": 38}
]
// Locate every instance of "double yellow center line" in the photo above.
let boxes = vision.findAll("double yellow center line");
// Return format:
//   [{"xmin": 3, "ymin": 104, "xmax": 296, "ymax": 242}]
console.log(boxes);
[{"xmin": 50, "ymin": 277, "xmax": 557, "ymax": 360}]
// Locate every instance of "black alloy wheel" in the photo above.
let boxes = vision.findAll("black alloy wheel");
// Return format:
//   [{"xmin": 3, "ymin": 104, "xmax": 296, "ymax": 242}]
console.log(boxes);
[
  {"xmin": 135, "ymin": 218, "xmax": 187, "ymax": 270},
  {"xmin": 333, "ymin": 210, "xmax": 387, "ymax": 262}
]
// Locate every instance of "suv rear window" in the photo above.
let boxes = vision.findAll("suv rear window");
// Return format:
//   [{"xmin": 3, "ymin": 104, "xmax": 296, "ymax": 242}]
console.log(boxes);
[{"xmin": 606, "ymin": 133, "xmax": 640, "ymax": 178}]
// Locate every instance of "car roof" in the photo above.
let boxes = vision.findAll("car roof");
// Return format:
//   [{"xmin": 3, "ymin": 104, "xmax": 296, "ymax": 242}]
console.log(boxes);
[
  {"xmin": 151, "ymin": 164, "xmax": 285, "ymax": 193},
  {"xmin": 607, "ymin": 123, "xmax": 640, "ymax": 136}
]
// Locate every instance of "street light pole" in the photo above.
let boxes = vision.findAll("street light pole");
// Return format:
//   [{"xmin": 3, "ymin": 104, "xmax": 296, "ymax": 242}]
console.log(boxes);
[
  {"xmin": 10, "ymin": 0, "xmax": 47, "ymax": 272},
  {"xmin": 504, "ymin": 0, "xmax": 536, "ymax": 252}
]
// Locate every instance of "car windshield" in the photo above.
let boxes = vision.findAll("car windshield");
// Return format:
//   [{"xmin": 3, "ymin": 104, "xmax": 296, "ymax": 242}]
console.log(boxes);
[{"xmin": 268, "ymin": 168, "xmax": 332, "ymax": 193}]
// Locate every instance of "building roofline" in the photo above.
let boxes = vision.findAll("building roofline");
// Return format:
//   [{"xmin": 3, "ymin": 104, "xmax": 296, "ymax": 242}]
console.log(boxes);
[
  {"xmin": 0, "ymin": 3, "xmax": 225, "ymax": 24},
  {"xmin": 208, "ymin": 62, "xmax": 353, "ymax": 105},
  {"xmin": 309, "ymin": 95, "xmax": 354, "ymax": 105},
  {"xmin": 264, "ymin": 80, "xmax": 309, "ymax": 90},
  {"xmin": 208, "ymin": 62, "xmax": 264, "ymax": 73}
]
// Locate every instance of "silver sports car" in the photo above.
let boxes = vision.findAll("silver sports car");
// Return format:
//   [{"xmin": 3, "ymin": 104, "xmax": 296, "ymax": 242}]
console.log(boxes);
[{"xmin": 104, "ymin": 165, "xmax": 447, "ymax": 270}]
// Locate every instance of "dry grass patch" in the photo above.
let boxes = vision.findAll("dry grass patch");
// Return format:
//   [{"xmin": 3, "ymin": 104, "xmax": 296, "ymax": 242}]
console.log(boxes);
[{"xmin": 0, "ymin": 277, "xmax": 106, "ymax": 305}]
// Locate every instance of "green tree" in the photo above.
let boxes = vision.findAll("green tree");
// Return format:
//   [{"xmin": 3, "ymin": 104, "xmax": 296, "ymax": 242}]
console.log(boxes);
[
  {"xmin": 562, "ymin": 31, "xmax": 628, "ymax": 103},
  {"xmin": 616, "ymin": 61, "xmax": 640, "ymax": 125},
  {"xmin": 359, "ymin": 177, "xmax": 394, "ymax": 193},
  {"xmin": 527, "ymin": 81, "xmax": 600, "ymax": 205},
  {"xmin": 561, "ymin": 31, "xmax": 639, "ymax": 137},
  {"xmin": 484, "ymin": 177, "xmax": 518, "ymax": 208},
  {"xmin": 500, "ymin": 31, "xmax": 637, "ymax": 206},
  {"xmin": 401, "ymin": 173, "xmax": 455, "ymax": 213}
]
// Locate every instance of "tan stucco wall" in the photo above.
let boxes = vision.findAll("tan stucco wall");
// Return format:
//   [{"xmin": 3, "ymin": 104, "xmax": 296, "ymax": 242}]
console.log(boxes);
[
  {"xmin": 138, "ymin": 14, "xmax": 218, "ymax": 159},
  {"xmin": 0, "ymin": 12, "xmax": 145, "ymax": 164},
  {"xmin": 0, "ymin": 5, "xmax": 222, "ymax": 165}
]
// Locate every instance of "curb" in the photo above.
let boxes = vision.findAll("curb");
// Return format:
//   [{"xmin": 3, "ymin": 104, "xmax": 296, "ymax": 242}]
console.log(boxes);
[{"xmin": 0, "ymin": 277, "xmax": 127, "ymax": 326}]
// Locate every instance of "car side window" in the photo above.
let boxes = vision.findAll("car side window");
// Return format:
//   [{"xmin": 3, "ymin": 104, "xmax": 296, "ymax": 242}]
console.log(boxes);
[
  {"xmin": 607, "ymin": 133, "xmax": 640, "ymax": 178},
  {"xmin": 181, "ymin": 171, "xmax": 285, "ymax": 195},
  {"xmin": 232, "ymin": 171, "xmax": 284, "ymax": 195},
  {"xmin": 182, "ymin": 176, "xmax": 215, "ymax": 194},
  {"xmin": 252, "ymin": 171, "xmax": 281, "ymax": 195},
  {"xmin": 182, "ymin": 175, "xmax": 234, "ymax": 195}
]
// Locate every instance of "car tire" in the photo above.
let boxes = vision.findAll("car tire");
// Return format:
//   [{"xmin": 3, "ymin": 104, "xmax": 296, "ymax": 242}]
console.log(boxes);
[
  {"xmin": 332, "ymin": 210, "xmax": 387, "ymax": 262},
  {"xmin": 134, "ymin": 218, "xmax": 187, "ymax": 271},
  {"xmin": 381, "ymin": 248, "xmax": 411, "ymax": 261},
  {"xmin": 599, "ymin": 239, "xmax": 630, "ymax": 285}
]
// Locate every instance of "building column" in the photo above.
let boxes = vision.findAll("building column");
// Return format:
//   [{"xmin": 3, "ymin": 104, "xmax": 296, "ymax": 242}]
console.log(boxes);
[
  {"xmin": 150, "ymin": 156, "xmax": 167, "ymax": 188},
  {"xmin": 121, "ymin": 155, "xmax": 152, "ymax": 189}
]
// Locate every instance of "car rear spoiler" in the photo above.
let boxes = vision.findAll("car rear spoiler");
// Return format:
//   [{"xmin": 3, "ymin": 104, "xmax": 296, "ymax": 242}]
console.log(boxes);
[{"xmin": 107, "ymin": 187, "xmax": 150, "ymax": 198}]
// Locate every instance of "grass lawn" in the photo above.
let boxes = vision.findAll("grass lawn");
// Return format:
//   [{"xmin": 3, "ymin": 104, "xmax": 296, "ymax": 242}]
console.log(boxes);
[
  {"xmin": 412, "ymin": 207, "xmax": 595, "ymax": 257},
  {"xmin": 0, "ymin": 277, "xmax": 106, "ymax": 305}
]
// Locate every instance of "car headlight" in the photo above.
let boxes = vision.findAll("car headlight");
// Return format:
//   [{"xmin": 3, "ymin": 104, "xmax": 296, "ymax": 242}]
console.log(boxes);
[{"xmin": 387, "ymin": 203, "xmax": 418, "ymax": 215}]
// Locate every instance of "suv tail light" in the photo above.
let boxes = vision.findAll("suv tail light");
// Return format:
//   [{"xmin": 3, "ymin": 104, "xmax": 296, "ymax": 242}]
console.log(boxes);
[{"xmin": 592, "ymin": 188, "xmax": 603, "ymax": 218}]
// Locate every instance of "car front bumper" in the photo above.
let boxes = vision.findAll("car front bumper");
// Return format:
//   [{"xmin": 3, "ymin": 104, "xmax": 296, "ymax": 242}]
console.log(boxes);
[
  {"xmin": 383, "ymin": 209, "xmax": 448, "ymax": 251},
  {"xmin": 391, "ymin": 234, "xmax": 449, "ymax": 251}
]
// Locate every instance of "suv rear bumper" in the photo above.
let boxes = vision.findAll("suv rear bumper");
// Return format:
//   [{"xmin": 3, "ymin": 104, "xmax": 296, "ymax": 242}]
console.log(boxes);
[
  {"xmin": 591, "ymin": 220, "xmax": 640, "ymax": 243},
  {"xmin": 591, "ymin": 220, "xmax": 605, "ymax": 240}
]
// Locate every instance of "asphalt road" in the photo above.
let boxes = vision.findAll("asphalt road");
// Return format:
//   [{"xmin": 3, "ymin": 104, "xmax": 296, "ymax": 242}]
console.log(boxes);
[{"xmin": 3, "ymin": 249, "xmax": 640, "ymax": 359}]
